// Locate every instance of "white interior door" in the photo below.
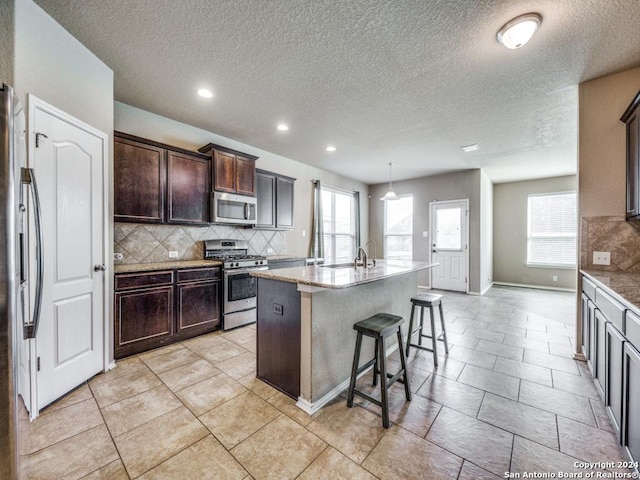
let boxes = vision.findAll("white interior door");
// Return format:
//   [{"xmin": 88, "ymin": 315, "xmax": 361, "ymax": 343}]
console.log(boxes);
[
  {"xmin": 430, "ymin": 199, "xmax": 468, "ymax": 293},
  {"xmin": 29, "ymin": 97, "xmax": 107, "ymax": 411}
]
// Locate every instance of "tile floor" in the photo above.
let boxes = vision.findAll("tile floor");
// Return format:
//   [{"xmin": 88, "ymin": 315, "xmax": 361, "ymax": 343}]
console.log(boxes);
[{"xmin": 18, "ymin": 286, "xmax": 631, "ymax": 479}]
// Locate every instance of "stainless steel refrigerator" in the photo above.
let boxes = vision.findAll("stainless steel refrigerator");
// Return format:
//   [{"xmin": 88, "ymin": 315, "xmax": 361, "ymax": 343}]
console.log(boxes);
[{"xmin": 0, "ymin": 84, "xmax": 43, "ymax": 479}]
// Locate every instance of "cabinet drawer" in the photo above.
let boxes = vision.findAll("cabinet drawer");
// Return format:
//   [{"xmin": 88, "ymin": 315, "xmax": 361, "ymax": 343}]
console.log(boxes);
[
  {"xmin": 583, "ymin": 276, "xmax": 597, "ymax": 299},
  {"xmin": 627, "ymin": 310, "xmax": 640, "ymax": 348},
  {"xmin": 177, "ymin": 267, "xmax": 221, "ymax": 283},
  {"xmin": 115, "ymin": 271, "xmax": 174, "ymax": 290},
  {"xmin": 596, "ymin": 288, "xmax": 626, "ymax": 332}
]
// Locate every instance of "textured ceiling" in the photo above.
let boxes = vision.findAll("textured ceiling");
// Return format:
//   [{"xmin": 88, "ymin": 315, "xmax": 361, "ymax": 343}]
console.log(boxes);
[{"xmin": 34, "ymin": 0, "xmax": 640, "ymax": 184}]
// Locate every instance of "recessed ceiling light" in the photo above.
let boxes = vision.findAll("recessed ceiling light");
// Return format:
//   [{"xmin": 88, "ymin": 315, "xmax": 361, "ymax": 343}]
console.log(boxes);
[
  {"xmin": 326, "ymin": 146, "xmax": 336, "ymax": 152},
  {"xmin": 461, "ymin": 143, "xmax": 479, "ymax": 153},
  {"xmin": 277, "ymin": 124, "xmax": 289, "ymax": 131},
  {"xmin": 497, "ymin": 13, "xmax": 542, "ymax": 49},
  {"xmin": 197, "ymin": 88, "xmax": 213, "ymax": 98}
]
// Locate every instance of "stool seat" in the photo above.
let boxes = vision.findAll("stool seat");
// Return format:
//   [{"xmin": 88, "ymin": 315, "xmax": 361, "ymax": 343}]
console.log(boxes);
[
  {"xmin": 411, "ymin": 293, "xmax": 442, "ymax": 307},
  {"xmin": 347, "ymin": 312, "xmax": 411, "ymax": 428},
  {"xmin": 406, "ymin": 293, "xmax": 449, "ymax": 367},
  {"xmin": 354, "ymin": 313, "xmax": 404, "ymax": 337}
]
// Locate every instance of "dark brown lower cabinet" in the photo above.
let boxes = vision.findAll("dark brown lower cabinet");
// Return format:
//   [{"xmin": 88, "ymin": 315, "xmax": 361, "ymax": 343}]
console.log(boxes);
[
  {"xmin": 176, "ymin": 268, "xmax": 221, "ymax": 338},
  {"xmin": 115, "ymin": 266, "xmax": 221, "ymax": 358},
  {"xmin": 257, "ymin": 278, "xmax": 300, "ymax": 399}
]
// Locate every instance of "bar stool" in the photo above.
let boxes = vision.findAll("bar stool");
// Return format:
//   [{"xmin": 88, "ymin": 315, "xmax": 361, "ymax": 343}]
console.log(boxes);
[
  {"xmin": 347, "ymin": 313, "xmax": 411, "ymax": 428},
  {"xmin": 405, "ymin": 293, "xmax": 449, "ymax": 367}
]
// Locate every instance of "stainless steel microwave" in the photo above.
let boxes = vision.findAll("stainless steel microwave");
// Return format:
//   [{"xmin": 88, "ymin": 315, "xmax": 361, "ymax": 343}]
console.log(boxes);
[{"xmin": 211, "ymin": 191, "xmax": 257, "ymax": 225}]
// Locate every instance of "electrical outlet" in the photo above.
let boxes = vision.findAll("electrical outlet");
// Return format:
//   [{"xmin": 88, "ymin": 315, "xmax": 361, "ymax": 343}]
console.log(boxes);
[
  {"xmin": 593, "ymin": 251, "xmax": 611, "ymax": 265},
  {"xmin": 552, "ymin": 275, "xmax": 558, "ymax": 282},
  {"xmin": 168, "ymin": 250, "xmax": 179, "ymax": 259},
  {"xmin": 267, "ymin": 248, "xmax": 274, "ymax": 254},
  {"xmin": 273, "ymin": 303, "xmax": 283, "ymax": 315},
  {"xmin": 114, "ymin": 252, "xmax": 123, "ymax": 261},
  {"xmin": 422, "ymin": 231, "xmax": 429, "ymax": 238}
]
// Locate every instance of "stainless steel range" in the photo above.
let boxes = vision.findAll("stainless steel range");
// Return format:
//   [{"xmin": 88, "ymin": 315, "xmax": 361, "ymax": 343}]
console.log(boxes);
[{"xmin": 204, "ymin": 239, "xmax": 267, "ymax": 330}]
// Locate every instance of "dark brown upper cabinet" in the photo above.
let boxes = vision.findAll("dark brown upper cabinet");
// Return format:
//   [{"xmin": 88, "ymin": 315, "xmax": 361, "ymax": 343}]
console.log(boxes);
[
  {"xmin": 255, "ymin": 169, "xmax": 295, "ymax": 230},
  {"xmin": 114, "ymin": 132, "xmax": 211, "ymax": 226},
  {"xmin": 114, "ymin": 136, "xmax": 166, "ymax": 223},
  {"xmin": 199, "ymin": 143, "xmax": 258, "ymax": 196},
  {"xmin": 167, "ymin": 151, "xmax": 210, "ymax": 224},
  {"xmin": 622, "ymin": 91, "xmax": 640, "ymax": 227}
]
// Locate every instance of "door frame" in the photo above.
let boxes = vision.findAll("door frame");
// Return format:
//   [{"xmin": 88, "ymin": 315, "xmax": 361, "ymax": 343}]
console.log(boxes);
[
  {"xmin": 429, "ymin": 198, "xmax": 470, "ymax": 294},
  {"xmin": 27, "ymin": 95, "xmax": 109, "ymax": 417}
]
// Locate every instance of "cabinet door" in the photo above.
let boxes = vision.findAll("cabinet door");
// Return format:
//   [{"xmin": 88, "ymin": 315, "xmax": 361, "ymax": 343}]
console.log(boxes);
[
  {"xmin": 235, "ymin": 156, "xmax": 256, "ymax": 195},
  {"xmin": 213, "ymin": 150, "xmax": 236, "ymax": 193},
  {"xmin": 606, "ymin": 323, "xmax": 625, "ymax": 436},
  {"xmin": 594, "ymin": 309, "xmax": 607, "ymax": 398},
  {"xmin": 114, "ymin": 137, "xmax": 165, "ymax": 223},
  {"xmin": 256, "ymin": 171, "xmax": 276, "ymax": 228},
  {"xmin": 176, "ymin": 280, "xmax": 221, "ymax": 337},
  {"xmin": 623, "ymin": 343, "xmax": 640, "ymax": 465},
  {"xmin": 581, "ymin": 293, "xmax": 591, "ymax": 361},
  {"xmin": 167, "ymin": 151, "xmax": 210, "ymax": 224},
  {"xmin": 276, "ymin": 176, "xmax": 295, "ymax": 229},
  {"xmin": 588, "ymin": 300, "xmax": 597, "ymax": 374},
  {"xmin": 627, "ymin": 111, "xmax": 639, "ymax": 218},
  {"xmin": 114, "ymin": 286, "xmax": 174, "ymax": 358}
]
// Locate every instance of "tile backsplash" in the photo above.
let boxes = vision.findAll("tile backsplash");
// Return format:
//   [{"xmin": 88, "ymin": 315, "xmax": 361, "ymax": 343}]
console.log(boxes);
[
  {"xmin": 114, "ymin": 223, "xmax": 284, "ymax": 264},
  {"xmin": 581, "ymin": 216, "xmax": 640, "ymax": 272}
]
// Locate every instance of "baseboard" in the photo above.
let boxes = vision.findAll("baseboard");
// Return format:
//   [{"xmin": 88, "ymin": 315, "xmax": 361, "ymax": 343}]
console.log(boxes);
[
  {"xmin": 492, "ymin": 281, "xmax": 576, "ymax": 293},
  {"xmin": 573, "ymin": 352, "xmax": 586, "ymax": 362},
  {"xmin": 296, "ymin": 342, "xmax": 400, "ymax": 415},
  {"xmin": 417, "ymin": 284, "xmax": 431, "ymax": 292}
]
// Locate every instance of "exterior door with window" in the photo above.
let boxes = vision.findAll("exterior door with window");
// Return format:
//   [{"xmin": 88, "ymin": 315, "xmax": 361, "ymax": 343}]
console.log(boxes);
[{"xmin": 430, "ymin": 199, "xmax": 468, "ymax": 292}]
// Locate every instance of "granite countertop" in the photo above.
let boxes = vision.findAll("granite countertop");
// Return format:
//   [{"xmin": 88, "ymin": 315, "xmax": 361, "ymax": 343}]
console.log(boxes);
[
  {"xmin": 581, "ymin": 269, "xmax": 640, "ymax": 311},
  {"xmin": 251, "ymin": 260, "xmax": 437, "ymax": 289},
  {"xmin": 114, "ymin": 259, "xmax": 223, "ymax": 274}
]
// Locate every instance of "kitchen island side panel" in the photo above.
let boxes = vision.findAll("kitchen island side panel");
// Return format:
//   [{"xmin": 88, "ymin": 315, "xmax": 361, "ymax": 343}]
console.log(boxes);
[
  {"xmin": 306, "ymin": 272, "xmax": 416, "ymax": 402},
  {"xmin": 256, "ymin": 278, "xmax": 301, "ymax": 398}
]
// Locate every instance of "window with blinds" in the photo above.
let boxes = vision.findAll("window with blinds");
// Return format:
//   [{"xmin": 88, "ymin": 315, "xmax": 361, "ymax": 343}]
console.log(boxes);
[{"xmin": 527, "ymin": 191, "xmax": 577, "ymax": 267}]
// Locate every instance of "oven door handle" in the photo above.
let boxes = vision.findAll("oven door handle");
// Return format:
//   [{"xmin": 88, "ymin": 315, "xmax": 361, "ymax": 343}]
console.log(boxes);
[{"xmin": 224, "ymin": 266, "xmax": 268, "ymax": 276}]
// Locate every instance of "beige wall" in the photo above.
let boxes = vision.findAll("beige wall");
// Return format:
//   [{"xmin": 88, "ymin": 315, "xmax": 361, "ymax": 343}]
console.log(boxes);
[
  {"xmin": 579, "ymin": 67, "xmax": 640, "ymax": 220},
  {"xmin": 114, "ymin": 102, "xmax": 369, "ymax": 259},
  {"xmin": 0, "ymin": 0, "xmax": 14, "ymax": 86},
  {"xmin": 480, "ymin": 170, "xmax": 493, "ymax": 294},
  {"xmin": 368, "ymin": 169, "xmax": 483, "ymax": 293},
  {"xmin": 14, "ymin": 0, "xmax": 114, "ymax": 358},
  {"xmin": 493, "ymin": 175, "xmax": 577, "ymax": 290}
]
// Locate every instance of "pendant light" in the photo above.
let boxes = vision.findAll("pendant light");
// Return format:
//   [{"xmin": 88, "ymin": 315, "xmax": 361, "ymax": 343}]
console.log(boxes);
[
  {"xmin": 496, "ymin": 13, "xmax": 542, "ymax": 49},
  {"xmin": 380, "ymin": 162, "xmax": 400, "ymax": 201}
]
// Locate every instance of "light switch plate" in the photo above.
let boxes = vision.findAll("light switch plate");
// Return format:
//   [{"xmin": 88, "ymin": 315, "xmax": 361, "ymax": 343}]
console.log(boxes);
[{"xmin": 593, "ymin": 251, "xmax": 611, "ymax": 265}]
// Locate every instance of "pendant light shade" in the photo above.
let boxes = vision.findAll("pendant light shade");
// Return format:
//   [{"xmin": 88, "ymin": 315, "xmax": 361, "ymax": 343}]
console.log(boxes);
[
  {"xmin": 496, "ymin": 13, "xmax": 542, "ymax": 49},
  {"xmin": 380, "ymin": 163, "xmax": 400, "ymax": 201}
]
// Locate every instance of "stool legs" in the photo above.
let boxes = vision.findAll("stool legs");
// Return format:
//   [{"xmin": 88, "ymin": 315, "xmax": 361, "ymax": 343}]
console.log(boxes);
[
  {"xmin": 347, "ymin": 332, "xmax": 363, "ymax": 408},
  {"xmin": 406, "ymin": 304, "xmax": 416, "ymax": 356},
  {"xmin": 396, "ymin": 329, "xmax": 412, "ymax": 402},
  {"xmin": 439, "ymin": 302, "xmax": 449, "ymax": 354},
  {"xmin": 378, "ymin": 336, "xmax": 389, "ymax": 428},
  {"xmin": 428, "ymin": 305, "xmax": 438, "ymax": 367}
]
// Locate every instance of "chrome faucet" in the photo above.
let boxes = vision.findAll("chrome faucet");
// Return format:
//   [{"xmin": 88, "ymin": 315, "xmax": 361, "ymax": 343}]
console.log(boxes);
[
  {"xmin": 354, "ymin": 246, "xmax": 368, "ymax": 268},
  {"xmin": 365, "ymin": 240, "xmax": 377, "ymax": 266}
]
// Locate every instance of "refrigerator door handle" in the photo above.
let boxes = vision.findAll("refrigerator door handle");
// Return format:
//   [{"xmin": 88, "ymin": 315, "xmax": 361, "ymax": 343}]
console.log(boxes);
[{"xmin": 21, "ymin": 167, "xmax": 44, "ymax": 339}]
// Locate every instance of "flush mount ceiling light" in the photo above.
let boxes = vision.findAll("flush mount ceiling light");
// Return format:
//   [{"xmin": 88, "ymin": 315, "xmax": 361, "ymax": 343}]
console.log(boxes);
[
  {"xmin": 277, "ymin": 124, "xmax": 289, "ymax": 131},
  {"xmin": 197, "ymin": 88, "xmax": 213, "ymax": 98},
  {"xmin": 380, "ymin": 162, "xmax": 400, "ymax": 201},
  {"xmin": 461, "ymin": 143, "xmax": 479, "ymax": 153},
  {"xmin": 326, "ymin": 146, "xmax": 336, "ymax": 152},
  {"xmin": 496, "ymin": 13, "xmax": 542, "ymax": 49}
]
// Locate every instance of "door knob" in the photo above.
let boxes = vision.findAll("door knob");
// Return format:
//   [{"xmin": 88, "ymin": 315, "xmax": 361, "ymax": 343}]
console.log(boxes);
[{"xmin": 94, "ymin": 264, "xmax": 106, "ymax": 272}]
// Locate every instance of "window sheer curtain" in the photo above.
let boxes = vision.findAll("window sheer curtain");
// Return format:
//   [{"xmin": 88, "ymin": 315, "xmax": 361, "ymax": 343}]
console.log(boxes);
[
  {"xmin": 354, "ymin": 191, "xmax": 361, "ymax": 256},
  {"xmin": 308, "ymin": 180, "xmax": 324, "ymax": 260}
]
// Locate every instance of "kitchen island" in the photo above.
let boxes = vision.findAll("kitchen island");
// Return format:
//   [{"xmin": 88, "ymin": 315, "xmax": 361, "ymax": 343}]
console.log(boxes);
[{"xmin": 251, "ymin": 260, "xmax": 437, "ymax": 414}]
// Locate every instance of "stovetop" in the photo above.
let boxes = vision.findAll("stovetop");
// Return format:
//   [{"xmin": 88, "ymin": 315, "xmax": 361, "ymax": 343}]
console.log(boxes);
[{"xmin": 204, "ymin": 239, "xmax": 268, "ymax": 269}]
